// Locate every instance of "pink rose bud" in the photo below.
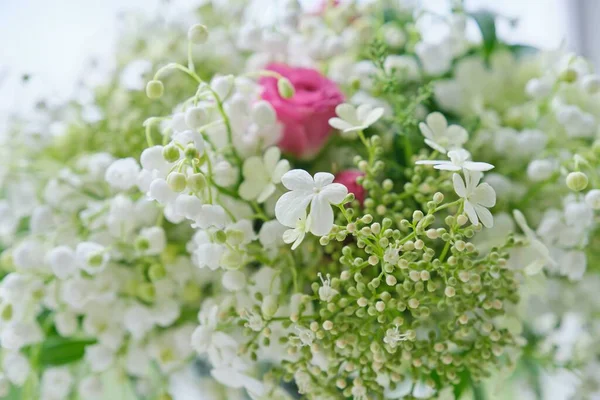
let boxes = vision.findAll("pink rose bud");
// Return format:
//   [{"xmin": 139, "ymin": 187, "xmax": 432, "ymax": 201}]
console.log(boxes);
[
  {"xmin": 260, "ymin": 63, "xmax": 344, "ymax": 159},
  {"xmin": 335, "ymin": 170, "xmax": 365, "ymax": 204}
]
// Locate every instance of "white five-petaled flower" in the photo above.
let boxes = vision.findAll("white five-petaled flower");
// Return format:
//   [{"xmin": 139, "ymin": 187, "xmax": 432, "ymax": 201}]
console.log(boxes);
[
  {"xmin": 513, "ymin": 210, "xmax": 557, "ymax": 275},
  {"xmin": 329, "ymin": 103, "xmax": 385, "ymax": 133},
  {"xmin": 419, "ymin": 112, "xmax": 468, "ymax": 153},
  {"xmin": 453, "ymin": 170, "xmax": 496, "ymax": 228},
  {"xmin": 239, "ymin": 147, "xmax": 290, "ymax": 203},
  {"xmin": 275, "ymin": 170, "xmax": 348, "ymax": 237},
  {"xmin": 416, "ymin": 149, "xmax": 494, "ymax": 172}
]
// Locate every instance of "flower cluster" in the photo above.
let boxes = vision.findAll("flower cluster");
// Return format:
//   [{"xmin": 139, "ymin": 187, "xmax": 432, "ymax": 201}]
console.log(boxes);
[{"xmin": 0, "ymin": 1, "xmax": 599, "ymax": 400}]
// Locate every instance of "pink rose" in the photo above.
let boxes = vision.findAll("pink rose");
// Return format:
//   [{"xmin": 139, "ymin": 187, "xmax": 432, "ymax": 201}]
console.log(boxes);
[
  {"xmin": 260, "ymin": 63, "xmax": 344, "ymax": 159},
  {"xmin": 335, "ymin": 170, "xmax": 365, "ymax": 204}
]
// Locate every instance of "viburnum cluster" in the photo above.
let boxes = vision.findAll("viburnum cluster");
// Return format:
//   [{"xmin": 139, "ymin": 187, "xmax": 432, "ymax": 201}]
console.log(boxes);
[{"xmin": 0, "ymin": 1, "xmax": 599, "ymax": 400}]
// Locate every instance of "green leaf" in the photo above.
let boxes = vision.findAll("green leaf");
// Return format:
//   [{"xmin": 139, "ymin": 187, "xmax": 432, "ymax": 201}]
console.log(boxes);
[
  {"xmin": 470, "ymin": 10, "xmax": 497, "ymax": 60},
  {"xmin": 38, "ymin": 337, "xmax": 96, "ymax": 366}
]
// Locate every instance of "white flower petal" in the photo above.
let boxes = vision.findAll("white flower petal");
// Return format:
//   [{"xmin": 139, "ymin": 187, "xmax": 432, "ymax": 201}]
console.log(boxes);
[
  {"xmin": 362, "ymin": 107, "xmax": 385, "ymax": 127},
  {"xmin": 281, "ymin": 169, "xmax": 314, "ymax": 191},
  {"xmin": 425, "ymin": 112, "xmax": 447, "ymax": 136},
  {"xmin": 415, "ymin": 160, "xmax": 446, "ymax": 166},
  {"xmin": 309, "ymin": 196, "xmax": 334, "ymax": 236},
  {"xmin": 314, "ymin": 172, "xmax": 335, "ymax": 188},
  {"xmin": 434, "ymin": 164, "xmax": 461, "ymax": 171},
  {"xmin": 474, "ymin": 204, "xmax": 494, "ymax": 228},
  {"xmin": 471, "ymin": 183, "xmax": 496, "ymax": 207},
  {"xmin": 263, "ymin": 147, "xmax": 281, "ymax": 171},
  {"xmin": 239, "ymin": 181, "xmax": 263, "ymax": 201},
  {"xmin": 452, "ymin": 173, "xmax": 467, "ymax": 198},
  {"xmin": 272, "ymin": 160, "xmax": 290, "ymax": 183},
  {"xmin": 320, "ymin": 183, "xmax": 348, "ymax": 204},
  {"xmin": 335, "ymin": 103, "xmax": 357, "ymax": 123},
  {"xmin": 275, "ymin": 191, "xmax": 313, "ymax": 227},
  {"xmin": 524, "ymin": 259, "xmax": 545, "ymax": 275},
  {"xmin": 463, "ymin": 161, "xmax": 495, "ymax": 172},
  {"xmin": 282, "ymin": 229, "xmax": 300, "ymax": 245},
  {"xmin": 419, "ymin": 122, "xmax": 434, "ymax": 141},
  {"xmin": 257, "ymin": 183, "xmax": 276, "ymax": 203},
  {"xmin": 329, "ymin": 118, "xmax": 354, "ymax": 131},
  {"xmin": 464, "ymin": 200, "xmax": 479, "ymax": 226},
  {"xmin": 424, "ymin": 138, "xmax": 447, "ymax": 153}
]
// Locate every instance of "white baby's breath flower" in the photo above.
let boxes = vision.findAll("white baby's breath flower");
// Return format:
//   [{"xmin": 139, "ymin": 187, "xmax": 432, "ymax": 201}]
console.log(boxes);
[
  {"xmin": 419, "ymin": 112, "xmax": 468, "ymax": 153},
  {"xmin": 416, "ymin": 149, "xmax": 494, "ymax": 172},
  {"xmin": 239, "ymin": 147, "xmax": 290, "ymax": 203},
  {"xmin": 275, "ymin": 170, "xmax": 348, "ymax": 237},
  {"xmin": 329, "ymin": 103, "xmax": 385, "ymax": 134},
  {"xmin": 453, "ymin": 170, "xmax": 496, "ymax": 228}
]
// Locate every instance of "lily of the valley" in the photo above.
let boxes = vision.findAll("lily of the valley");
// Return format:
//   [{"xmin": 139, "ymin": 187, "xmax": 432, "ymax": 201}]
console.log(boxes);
[
  {"xmin": 275, "ymin": 170, "xmax": 348, "ymax": 237},
  {"xmin": 453, "ymin": 170, "xmax": 496, "ymax": 228},
  {"xmin": 416, "ymin": 149, "xmax": 494, "ymax": 172}
]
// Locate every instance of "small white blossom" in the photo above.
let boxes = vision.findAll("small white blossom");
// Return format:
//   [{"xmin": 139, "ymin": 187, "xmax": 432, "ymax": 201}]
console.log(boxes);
[
  {"xmin": 84, "ymin": 344, "xmax": 115, "ymax": 372},
  {"xmin": 328, "ymin": 103, "xmax": 385, "ymax": 134},
  {"xmin": 294, "ymin": 326, "xmax": 315, "ymax": 347},
  {"xmin": 416, "ymin": 149, "xmax": 494, "ymax": 172},
  {"xmin": 317, "ymin": 273, "xmax": 338, "ymax": 302},
  {"xmin": 46, "ymin": 246, "xmax": 77, "ymax": 280},
  {"xmin": 419, "ymin": 112, "xmax": 468, "ymax": 153},
  {"xmin": 282, "ymin": 212, "xmax": 311, "ymax": 250},
  {"xmin": 585, "ymin": 189, "xmax": 600, "ymax": 210},
  {"xmin": 239, "ymin": 147, "xmax": 290, "ymax": 203},
  {"xmin": 275, "ymin": 170, "xmax": 348, "ymax": 236},
  {"xmin": 513, "ymin": 210, "xmax": 556, "ymax": 275},
  {"xmin": 75, "ymin": 242, "xmax": 109, "ymax": 275},
  {"xmin": 105, "ymin": 158, "xmax": 140, "ymax": 191},
  {"xmin": 453, "ymin": 170, "xmax": 496, "ymax": 228},
  {"xmin": 383, "ymin": 325, "xmax": 409, "ymax": 348},
  {"xmin": 41, "ymin": 367, "xmax": 73, "ymax": 400}
]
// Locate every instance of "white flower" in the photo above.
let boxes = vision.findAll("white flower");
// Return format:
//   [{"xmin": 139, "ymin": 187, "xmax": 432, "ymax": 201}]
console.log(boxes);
[
  {"xmin": 527, "ymin": 159, "xmax": 555, "ymax": 182},
  {"xmin": 275, "ymin": 170, "xmax": 348, "ymax": 236},
  {"xmin": 191, "ymin": 305, "xmax": 237, "ymax": 355},
  {"xmin": 41, "ymin": 367, "xmax": 73, "ymax": 400},
  {"xmin": 329, "ymin": 103, "xmax": 385, "ymax": 134},
  {"xmin": 294, "ymin": 326, "xmax": 315, "ymax": 347},
  {"xmin": 78, "ymin": 376, "xmax": 103, "ymax": 399},
  {"xmin": 124, "ymin": 305, "xmax": 154, "ymax": 340},
  {"xmin": 383, "ymin": 325, "xmax": 409, "ymax": 348},
  {"xmin": 222, "ymin": 270, "xmax": 246, "ymax": 291},
  {"xmin": 585, "ymin": 189, "xmax": 600, "ymax": 210},
  {"xmin": 415, "ymin": 41, "xmax": 453, "ymax": 76},
  {"xmin": 282, "ymin": 212, "xmax": 311, "ymax": 250},
  {"xmin": 75, "ymin": 242, "xmax": 109, "ymax": 275},
  {"xmin": 416, "ymin": 149, "xmax": 494, "ymax": 172},
  {"xmin": 138, "ymin": 226, "xmax": 166, "ymax": 255},
  {"xmin": 453, "ymin": 170, "xmax": 496, "ymax": 228},
  {"xmin": 105, "ymin": 158, "xmax": 140, "ymax": 191},
  {"xmin": 513, "ymin": 210, "xmax": 557, "ymax": 275},
  {"xmin": 317, "ymin": 273, "xmax": 338, "ymax": 302},
  {"xmin": 46, "ymin": 246, "xmax": 77, "ymax": 279},
  {"xmin": 55, "ymin": 311, "xmax": 78, "ymax": 336},
  {"xmin": 419, "ymin": 112, "xmax": 468, "ymax": 153},
  {"xmin": 2, "ymin": 351, "xmax": 30, "ymax": 385},
  {"xmin": 239, "ymin": 147, "xmax": 289, "ymax": 203},
  {"xmin": 211, "ymin": 368, "xmax": 265, "ymax": 399},
  {"xmin": 84, "ymin": 344, "xmax": 115, "ymax": 372}
]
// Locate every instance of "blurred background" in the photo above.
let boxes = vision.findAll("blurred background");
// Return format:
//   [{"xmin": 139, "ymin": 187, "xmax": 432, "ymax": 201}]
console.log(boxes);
[{"xmin": 0, "ymin": 0, "xmax": 597, "ymax": 131}]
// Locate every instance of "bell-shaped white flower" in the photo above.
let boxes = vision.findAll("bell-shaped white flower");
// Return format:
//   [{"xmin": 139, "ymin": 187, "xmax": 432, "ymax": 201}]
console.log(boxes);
[
  {"xmin": 453, "ymin": 170, "xmax": 496, "ymax": 228},
  {"xmin": 275, "ymin": 170, "xmax": 348, "ymax": 236},
  {"xmin": 419, "ymin": 112, "xmax": 468, "ymax": 153},
  {"xmin": 46, "ymin": 246, "xmax": 77, "ymax": 279},
  {"xmin": 41, "ymin": 367, "xmax": 73, "ymax": 400},
  {"xmin": 329, "ymin": 103, "xmax": 385, "ymax": 133},
  {"xmin": 105, "ymin": 158, "xmax": 141, "ymax": 191},
  {"xmin": 75, "ymin": 242, "xmax": 109, "ymax": 275},
  {"xmin": 239, "ymin": 147, "xmax": 290, "ymax": 203},
  {"xmin": 416, "ymin": 149, "xmax": 494, "ymax": 172}
]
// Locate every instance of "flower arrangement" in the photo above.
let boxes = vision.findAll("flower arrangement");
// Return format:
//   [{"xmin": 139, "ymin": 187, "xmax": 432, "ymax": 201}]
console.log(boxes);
[{"xmin": 1, "ymin": 1, "xmax": 599, "ymax": 399}]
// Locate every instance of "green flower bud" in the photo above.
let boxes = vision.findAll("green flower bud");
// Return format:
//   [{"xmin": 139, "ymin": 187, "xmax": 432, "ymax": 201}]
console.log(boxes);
[
  {"xmin": 261, "ymin": 294, "xmax": 279, "ymax": 319},
  {"xmin": 148, "ymin": 263, "xmax": 167, "ymax": 281},
  {"xmin": 162, "ymin": 145, "xmax": 180, "ymax": 163},
  {"xmin": 146, "ymin": 80, "xmax": 164, "ymax": 99},
  {"xmin": 187, "ymin": 173, "xmax": 207, "ymax": 192},
  {"xmin": 188, "ymin": 24, "xmax": 209, "ymax": 44},
  {"xmin": 566, "ymin": 171, "xmax": 588, "ymax": 191},
  {"xmin": 137, "ymin": 282, "xmax": 156, "ymax": 303},
  {"xmin": 167, "ymin": 172, "xmax": 187, "ymax": 192},
  {"xmin": 135, "ymin": 237, "xmax": 150, "ymax": 251},
  {"xmin": 277, "ymin": 78, "xmax": 295, "ymax": 99}
]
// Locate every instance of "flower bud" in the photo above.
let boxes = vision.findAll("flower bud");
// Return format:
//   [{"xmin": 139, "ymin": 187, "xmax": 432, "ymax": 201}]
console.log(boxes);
[
  {"xmin": 148, "ymin": 263, "xmax": 166, "ymax": 281},
  {"xmin": 261, "ymin": 294, "xmax": 279, "ymax": 319},
  {"xmin": 161, "ymin": 145, "xmax": 179, "ymax": 163},
  {"xmin": 146, "ymin": 80, "xmax": 164, "ymax": 99},
  {"xmin": 277, "ymin": 78, "xmax": 295, "ymax": 99},
  {"xmin": 167, "ymin": 172, "xmax": 187, "ymax": 192},
  {"xmin": 137, "ymin": 282, "xmax": 156, "ymax": 303},
  {"xmin": 187, "ymin": 173, "xmax": 207, "ymax": 192},
  {"xmin": 188, "ymin": 24, "xmax": 209, "ymax": 44},
  {"xmin": 566, "ymin": 171, "xmax": 588, "ymax": 192}
]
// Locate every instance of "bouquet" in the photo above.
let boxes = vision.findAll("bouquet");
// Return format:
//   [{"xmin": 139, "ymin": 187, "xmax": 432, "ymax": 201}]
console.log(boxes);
[{"xmin": 1, "ymin": 1, "xmax": 599, "ymax": 399}]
